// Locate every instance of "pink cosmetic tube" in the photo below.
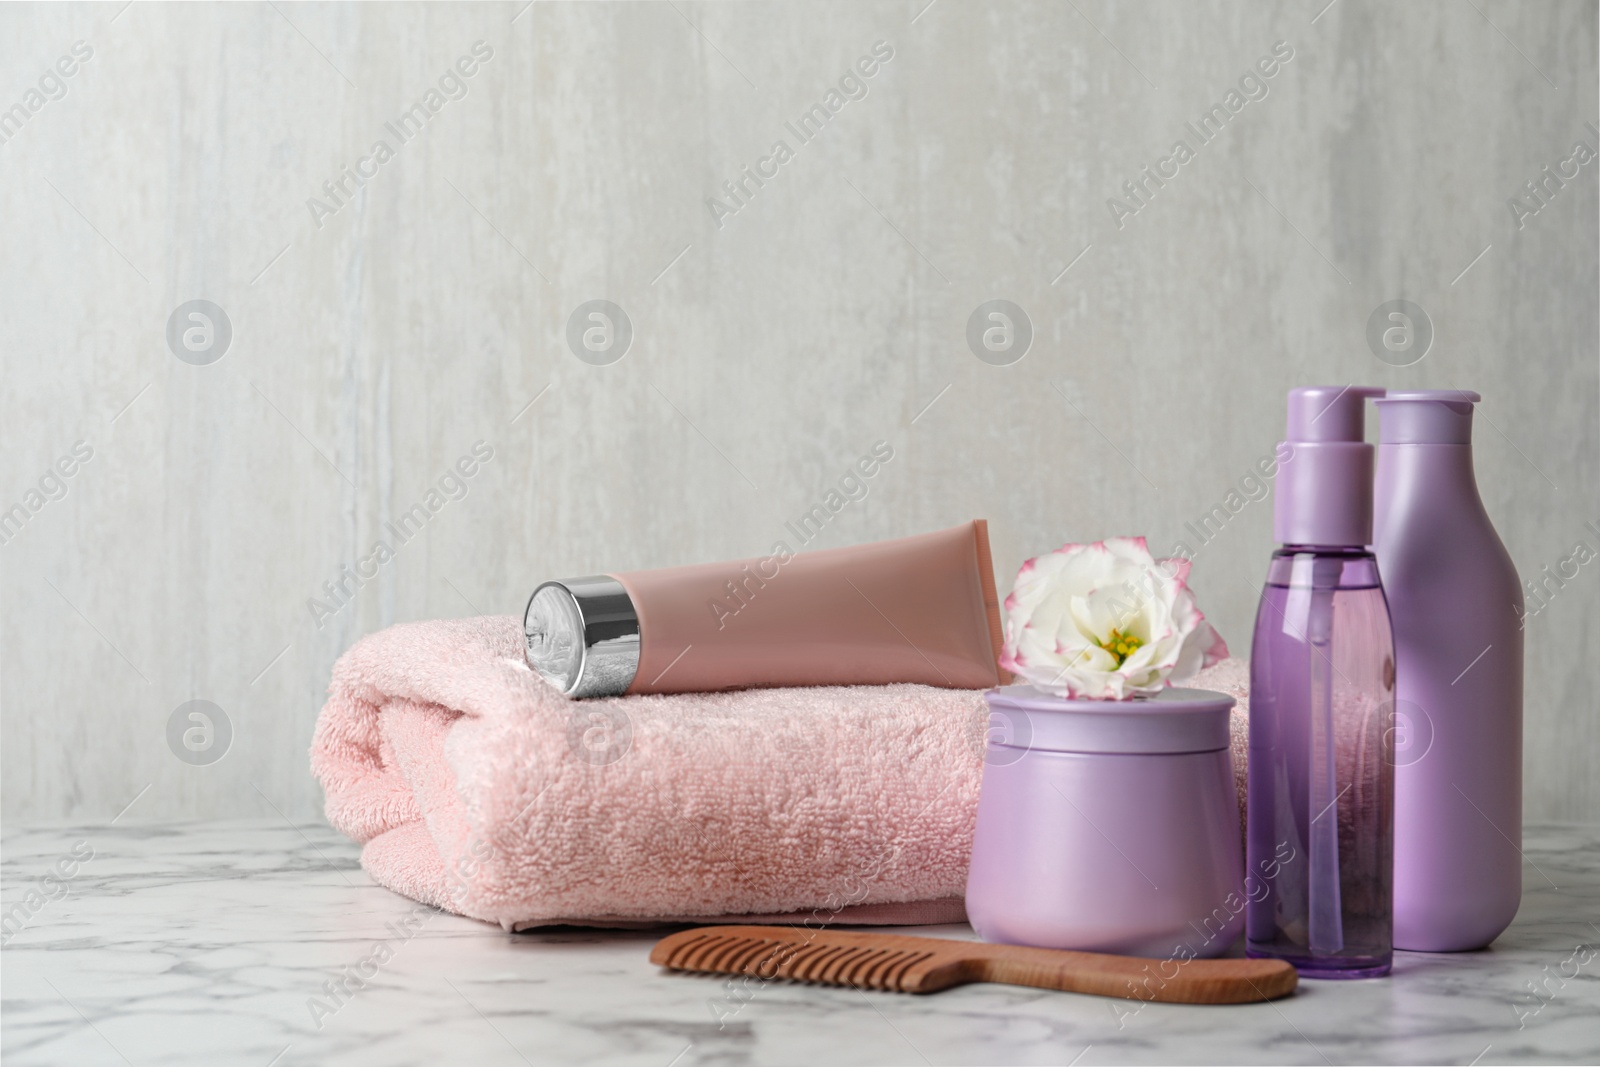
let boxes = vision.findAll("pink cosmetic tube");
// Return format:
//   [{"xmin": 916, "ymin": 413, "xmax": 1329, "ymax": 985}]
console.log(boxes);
[{"xmin": 523, "ymin": 521, "xmax": 1009, "ymax": 697}]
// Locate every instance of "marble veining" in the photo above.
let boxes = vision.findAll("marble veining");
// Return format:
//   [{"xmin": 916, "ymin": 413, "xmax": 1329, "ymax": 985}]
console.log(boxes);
[{"xmin": 3, "ymin": 821, "xmax": 1598, "ymax": 1065}]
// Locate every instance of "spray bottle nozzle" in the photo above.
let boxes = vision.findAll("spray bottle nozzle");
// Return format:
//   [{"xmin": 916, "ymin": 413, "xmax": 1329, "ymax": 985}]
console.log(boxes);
[
  {"xmin": 1274, "ymin": 386, "xmax": 1386, "ymax": 548},
  {"xmin": 1286, "ymin": 386, "xmax": 1387, "ymax": 443}
]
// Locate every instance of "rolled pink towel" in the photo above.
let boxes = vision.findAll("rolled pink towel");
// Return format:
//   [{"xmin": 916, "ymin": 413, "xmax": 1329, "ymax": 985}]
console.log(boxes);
[{"xmin": 311, "ymin": 615, "xmax": 1250, "ymax": 929}]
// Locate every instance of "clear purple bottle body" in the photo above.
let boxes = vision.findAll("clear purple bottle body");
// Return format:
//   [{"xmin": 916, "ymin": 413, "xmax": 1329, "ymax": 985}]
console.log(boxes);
[{"xmin": 1247, "ymin": 548, "xmax": 1396, "ymax": 978}]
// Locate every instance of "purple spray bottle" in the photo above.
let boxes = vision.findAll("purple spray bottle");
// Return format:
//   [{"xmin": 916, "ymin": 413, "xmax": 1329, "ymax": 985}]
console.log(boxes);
[
  {"xmin": 1373, "ymin": 390, "xmax": 1523, "ymax": 952},
  {"xmin": 1247, "ymin": 386, "xmax": 1396, "ymax": 978}
]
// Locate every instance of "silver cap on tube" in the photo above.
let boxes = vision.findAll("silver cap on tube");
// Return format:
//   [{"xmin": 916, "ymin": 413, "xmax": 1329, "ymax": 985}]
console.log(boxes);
[{"xmin": 523, "ymin": 575, "xmax": 641, "ymax": 698}]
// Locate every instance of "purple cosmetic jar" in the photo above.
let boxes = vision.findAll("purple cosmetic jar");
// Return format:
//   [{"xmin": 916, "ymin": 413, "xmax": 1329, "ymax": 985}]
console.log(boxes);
[{"xmin": 966, "ymin": 686, "xmax": 1245, "ymax": 958}]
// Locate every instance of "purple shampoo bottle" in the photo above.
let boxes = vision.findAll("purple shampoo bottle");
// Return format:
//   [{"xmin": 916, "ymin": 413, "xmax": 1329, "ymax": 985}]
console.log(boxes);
[
  {"xmin": 1373, "ymin": 391, "xmax": 1523, "ymax": 952},
  {"xmin": 1247, "ymin": 386, "xmax": 1396, "ymax": 978}
]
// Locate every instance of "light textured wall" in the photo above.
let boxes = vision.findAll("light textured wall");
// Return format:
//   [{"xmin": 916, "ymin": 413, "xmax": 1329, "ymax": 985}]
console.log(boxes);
[{"xmin": 2, "ymin": 1, "xmax": 1595, "ymax": 823}]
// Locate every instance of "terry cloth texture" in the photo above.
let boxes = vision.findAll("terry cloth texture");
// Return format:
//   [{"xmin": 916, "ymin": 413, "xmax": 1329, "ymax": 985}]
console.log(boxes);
[{"xmin": 312, "ymin": 615, "xmax": 1250, "ymax": 930}]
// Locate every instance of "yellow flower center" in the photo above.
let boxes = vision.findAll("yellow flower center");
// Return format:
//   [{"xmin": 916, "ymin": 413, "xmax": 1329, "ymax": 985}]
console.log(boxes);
[{"xmin": 1098, "ymin": 628, "xmax": 1143, "ymax": 667}]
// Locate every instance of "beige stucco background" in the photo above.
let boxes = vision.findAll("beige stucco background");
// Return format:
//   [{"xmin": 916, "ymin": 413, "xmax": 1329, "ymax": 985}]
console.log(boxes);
[{"xmin": 2, "ymin": 0, "xmax": 1595, "ymax": 823}]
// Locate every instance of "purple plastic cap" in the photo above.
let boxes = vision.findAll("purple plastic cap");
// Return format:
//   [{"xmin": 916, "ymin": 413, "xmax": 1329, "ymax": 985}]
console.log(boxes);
[
  {"xmin": 1375, "ymin": 389, "xmax": 1479, "ymax": 444},
  {"xmin": 1274, "ymin": 385, "xmax": 1386, "ymax": 547}
]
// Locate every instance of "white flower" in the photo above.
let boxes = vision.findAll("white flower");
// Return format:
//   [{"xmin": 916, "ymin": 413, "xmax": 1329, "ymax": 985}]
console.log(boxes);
[{"xmin": 1000, "ymin": 537, "xmax": 1228, "ymax": 700}]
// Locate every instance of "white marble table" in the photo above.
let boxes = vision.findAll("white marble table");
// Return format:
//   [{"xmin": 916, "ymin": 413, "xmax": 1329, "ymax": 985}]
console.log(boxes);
[{"xmin": 3, "ymin": 820, "xmax": 1597, "ymax": 1066}]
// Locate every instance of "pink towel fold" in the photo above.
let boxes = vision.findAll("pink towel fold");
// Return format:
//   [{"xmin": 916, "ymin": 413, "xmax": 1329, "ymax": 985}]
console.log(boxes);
[{"xmin": 311, "ymin": 615, "xmax": 1250, "ymax": 930}]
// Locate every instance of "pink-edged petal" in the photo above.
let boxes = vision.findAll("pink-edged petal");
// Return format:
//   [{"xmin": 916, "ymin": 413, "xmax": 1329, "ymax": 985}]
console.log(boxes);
[{"xmin": 1102, "ymin": 535, "xmax": 1149, "ymax": 556}]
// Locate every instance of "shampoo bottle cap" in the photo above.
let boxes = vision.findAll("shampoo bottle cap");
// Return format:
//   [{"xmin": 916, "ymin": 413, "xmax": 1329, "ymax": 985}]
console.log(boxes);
[
  {"xmin": 1375, "ymin": 389, "xmax": 1480, "ymax": 444},
  {"xmin": 1274, "ymin": 386, "xmax": 1386, "ymax": 547}
]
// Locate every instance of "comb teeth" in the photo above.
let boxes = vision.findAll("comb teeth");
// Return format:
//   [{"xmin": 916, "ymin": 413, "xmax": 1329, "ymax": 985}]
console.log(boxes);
[
  {"xmin": 655, "ymin": 924, "xmax": 1301, "ymax": 1004},
  {"xmin": 657, "ymin": 933, "xmax": 937, "ymax": 992}
]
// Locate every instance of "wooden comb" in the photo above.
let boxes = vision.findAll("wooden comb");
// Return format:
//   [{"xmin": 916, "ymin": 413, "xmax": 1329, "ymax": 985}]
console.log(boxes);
[{"xmin": 650, "ymin": 925, "xmax": 1296, "ymax": 1004}]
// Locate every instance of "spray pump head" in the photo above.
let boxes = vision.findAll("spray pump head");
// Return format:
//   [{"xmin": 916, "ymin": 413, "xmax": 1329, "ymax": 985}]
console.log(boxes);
[{"xmin": 1273, "ymin": 386, "xmax": 1386, "ymax": 548}]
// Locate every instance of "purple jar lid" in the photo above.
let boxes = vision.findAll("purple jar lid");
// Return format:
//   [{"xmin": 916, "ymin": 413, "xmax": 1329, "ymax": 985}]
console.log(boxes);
[{"xmin": 982, "ymin": 685, "xmax": 1236, "ymax": 756}]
